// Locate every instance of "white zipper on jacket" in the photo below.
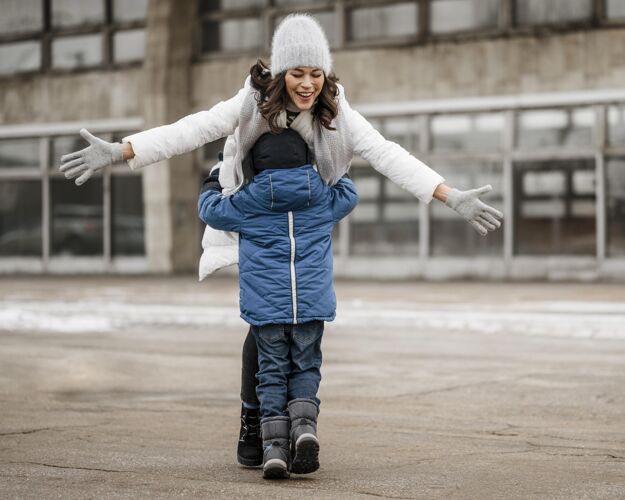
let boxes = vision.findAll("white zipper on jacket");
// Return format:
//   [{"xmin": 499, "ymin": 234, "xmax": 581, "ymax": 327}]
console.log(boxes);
[{"xmin": 288, "ymin": 211, "xmax": 298, "ymax": 324}]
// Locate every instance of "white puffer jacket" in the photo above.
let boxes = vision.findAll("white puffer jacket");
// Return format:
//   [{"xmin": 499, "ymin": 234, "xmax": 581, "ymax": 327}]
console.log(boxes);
[{"xmin": 123, "ymin": 78, "xmax": 444, "ymax": 280}]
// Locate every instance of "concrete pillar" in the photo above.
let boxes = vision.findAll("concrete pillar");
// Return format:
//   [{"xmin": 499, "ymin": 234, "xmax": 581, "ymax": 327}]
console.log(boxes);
[{"xmin": 142, "ymin": 0, "xmax": 198, "ymax": 273}]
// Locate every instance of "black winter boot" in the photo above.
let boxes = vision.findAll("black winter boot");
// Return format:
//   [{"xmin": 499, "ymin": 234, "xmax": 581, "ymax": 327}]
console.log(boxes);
[
  {"xmin": 237, "ymin": 404, "xmax": 263, "ymax": 467},
  {"xmin": 261, "ymin": 416, "xmax": 291, "ymax": 479},
  {"xmin": 288, "ymin": 398, "xmax": 320, "ymax": 474}
]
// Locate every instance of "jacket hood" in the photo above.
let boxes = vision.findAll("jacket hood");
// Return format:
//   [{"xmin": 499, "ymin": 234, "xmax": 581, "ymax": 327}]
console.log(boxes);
[{"xmin": 248, "ymin": 165, "xmax": 325, "ymax": 212}]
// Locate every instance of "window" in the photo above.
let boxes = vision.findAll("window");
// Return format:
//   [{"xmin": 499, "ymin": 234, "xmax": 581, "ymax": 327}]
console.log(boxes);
[
  {"xmin": 516, "ymin": 0, "xmax": 592, "ymax": 26},
  {"xmin": 50, "ymin": 177, "xmax": 104, "ymax": 256},
  {"xmin": 113, "ymin": 29, "xmax": 146, "ymax": 63},
  {"xmin": 52, "ymin": 0, "xmax": 105, "ymax": 28},
  {"xmin": 380, "ymin": 116, "xmax": 421, "ymax": 153},
  {"xmin": 112, "ymin": 176, "xmax": 145, "ymax": 256},
  {"xmin": 516, "ymin": 108, "xmax": 594, "ymax": 150},
  {"xmin": 607, "ymin": 0, "xmax": 625, "ymax": 20},
  {"xmin": 0, "ymin": 41, "xmax": 41, "ymax": 76},
  {"xmin": 201, "ymin": 17, "xmax": 262, "ymax": 52},
  {"xmin": 113, "ymin": 0, "xmax": 150, "ymax": 22},
  {"xmin": 430, "ymin": 0, "xmax": 500, "ymax": 34},
  {"xmin": 0, "ymin": 133, "xmax": 145, "ymax": 266},
  {"xmin": 274, "ymin": 0, "xmax": 318, "ymax": 5},
  {"xmin": 431, "ymin": 113, "xmax": 504, "ymax": 153},
  {"xmin": 52, "ymin": 34, "xmax": 103, "ymax": 70},
  {"xmin": 0, "ymin": 0, "xmax": 148, "ymax": 76},
  {"xmin": 198, "ymin": 0, "xmax": 268, "ymax": 12},
  {"xmin": 513, "ymin": 160, "xmax": 596, "ymax": 255},
  {"xmin": 608, "ymin": 105, "xmax": 625, "ymax": 146},
  {"xmin": 350, "ymin": 166, "xmax": 420, "ymax": 256},
  {"xmin": 0, "ymin": 138, "xmax": 40, "ymax": 168},
  {"xmin": 606, "ymin": 158, "xmax": 625, "ymax": 256},
  {"xmin": 429, "ymin": 160, "xmax": 503, "ymax": 256},
  {"xmin": 348, "ymin": 2, "xmax": 418, "ymax": 42},
  {"xmin": 1, "ymin": 0, "xmax": 43, "ymax": 35},
  {"xmin": 0, "ymin": 180, "xmax": 42, "ymax": 256}
]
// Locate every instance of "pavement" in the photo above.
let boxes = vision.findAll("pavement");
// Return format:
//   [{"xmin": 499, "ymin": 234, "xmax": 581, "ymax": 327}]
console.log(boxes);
[{"xmin": 1, "ymin": 276, "xmax": 624, "ymax": 499}]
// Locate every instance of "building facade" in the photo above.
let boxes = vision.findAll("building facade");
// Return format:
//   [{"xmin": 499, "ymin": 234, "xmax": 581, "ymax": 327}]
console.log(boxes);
[{"xmin": 1, "ymin": 0, "xmax": 624, "ymax": 279}]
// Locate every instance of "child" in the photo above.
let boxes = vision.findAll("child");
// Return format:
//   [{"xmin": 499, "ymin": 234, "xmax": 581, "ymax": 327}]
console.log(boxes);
[{"xmin": 198, "ymin": 127, "xmax": 358, "ymax": 479}]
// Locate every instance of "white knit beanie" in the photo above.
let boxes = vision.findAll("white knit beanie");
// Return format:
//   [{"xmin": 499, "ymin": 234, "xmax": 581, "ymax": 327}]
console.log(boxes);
[{"xmin": 270, "ymin": 14, "xmax": 332, "ymax": 77}]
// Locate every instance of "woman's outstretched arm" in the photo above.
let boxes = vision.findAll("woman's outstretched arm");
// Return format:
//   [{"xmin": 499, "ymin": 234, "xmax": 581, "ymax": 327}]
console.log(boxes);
[
  {"xmin": 59, "ymin": 77, "xmax": 250, "ymax": 185},
  {"xmin": 339, "ymin": 87, "xmax": 502, "ymax": 235}
]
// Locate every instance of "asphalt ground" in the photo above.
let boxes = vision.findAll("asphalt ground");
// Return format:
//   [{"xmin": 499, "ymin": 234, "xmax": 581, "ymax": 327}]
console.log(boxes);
[{"xmin": 1, "ymin": 276, "xmax": 624, "ymax": 499}]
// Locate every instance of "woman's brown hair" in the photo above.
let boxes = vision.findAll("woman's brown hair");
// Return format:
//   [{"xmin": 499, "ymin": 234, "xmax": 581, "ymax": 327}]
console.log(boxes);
[{"xmin": 249, "ymin": 59, "xmax": 339, "ymax": 134}]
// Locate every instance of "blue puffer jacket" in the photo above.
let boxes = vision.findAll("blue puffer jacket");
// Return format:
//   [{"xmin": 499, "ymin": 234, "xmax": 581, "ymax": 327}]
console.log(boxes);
[{"xmin": 198, "ymin": 165, "xmax": 358, "ymax": 326}]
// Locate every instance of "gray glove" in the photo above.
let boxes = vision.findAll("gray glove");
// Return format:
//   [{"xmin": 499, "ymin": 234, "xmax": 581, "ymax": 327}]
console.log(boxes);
[
  {"xmin": 445, "ymin": 184, "xmax": 503, "ymax": 236},
  {"xmin": 59, "ymin": 128, "xmax": 124, "ymax": 186}
]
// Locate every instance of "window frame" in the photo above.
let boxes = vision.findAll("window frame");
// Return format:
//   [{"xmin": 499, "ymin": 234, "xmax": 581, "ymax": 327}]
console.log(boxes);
[
  {"xmin": 0, "ymin": 0, "xmax": 148, "ymax": 79},
  {"xmin": 0, "ymin": 118, "xmax": 146, "ymax": 272},
  {"xmin": 193, "ymin": 0, "xmax": 625, "ymax": 60}
]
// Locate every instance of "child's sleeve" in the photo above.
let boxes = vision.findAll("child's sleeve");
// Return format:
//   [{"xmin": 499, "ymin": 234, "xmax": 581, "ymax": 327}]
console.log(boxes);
[
  {"xmin": 329, "ymin": 175, "xmax": 359, "ymax": 222},
  {"xmin": 198, "ymin": 168, "xmax": 245, "ymax": 232}
]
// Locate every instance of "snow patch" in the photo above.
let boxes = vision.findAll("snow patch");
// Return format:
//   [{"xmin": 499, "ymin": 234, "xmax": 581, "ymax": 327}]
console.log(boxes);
[{"xmin": 0, "ymin": 299, "xmax": 624, "ymax": 340}]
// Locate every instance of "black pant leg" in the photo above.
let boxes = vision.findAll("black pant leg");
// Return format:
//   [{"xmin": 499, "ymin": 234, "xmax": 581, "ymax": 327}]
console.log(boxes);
[{"xmin": 240, "ymin": 326, "xmax": 260, "ymax": 405}]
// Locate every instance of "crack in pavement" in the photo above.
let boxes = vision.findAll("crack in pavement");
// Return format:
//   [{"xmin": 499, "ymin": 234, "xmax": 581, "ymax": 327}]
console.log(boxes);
[
  {"xmin": 0, "ymin": 424, "xmax": 99, "ymax": 437},
  {"xmin": 525, "ymin": 441, "xmax": 625, "ymax": 460},
  {"xmin": 2, "ymin": 461, "xmax": 132, "ymax": 473},
  {"xmin": 0, "ymin": 428, "xmax": 55, "ymax": 437}
]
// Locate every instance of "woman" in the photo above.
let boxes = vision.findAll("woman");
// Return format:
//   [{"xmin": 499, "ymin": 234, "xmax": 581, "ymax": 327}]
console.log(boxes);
[{"xmin": 60, "ymin": 14, "xmax": 503, "ymax": 470}]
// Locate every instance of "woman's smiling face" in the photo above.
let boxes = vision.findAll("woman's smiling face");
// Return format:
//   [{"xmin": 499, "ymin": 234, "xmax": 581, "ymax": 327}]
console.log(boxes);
[{"xmin": 284, "ymin": 67, "xmax": 325, "ymax": 111}]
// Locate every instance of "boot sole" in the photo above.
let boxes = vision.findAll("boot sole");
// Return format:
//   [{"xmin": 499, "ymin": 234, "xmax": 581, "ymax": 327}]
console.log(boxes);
[
  {"xmin": 263, "ymin": 458, "xmax": 290, "ymax": 479},
  {"xmin": 290, "ymin": 434, "xmax": 319, "ymax": 474}
]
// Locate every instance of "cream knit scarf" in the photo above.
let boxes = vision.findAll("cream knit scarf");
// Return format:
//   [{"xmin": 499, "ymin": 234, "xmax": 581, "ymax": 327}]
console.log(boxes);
[{"xmin": 232, "ymin": 86, "xmax": 353, "ymax": 188}]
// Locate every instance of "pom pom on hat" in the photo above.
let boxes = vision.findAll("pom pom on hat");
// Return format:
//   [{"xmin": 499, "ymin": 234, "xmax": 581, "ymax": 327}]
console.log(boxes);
[{"xmin": 270, "ymin": 14, "xmax": 332, "ymax": 77}]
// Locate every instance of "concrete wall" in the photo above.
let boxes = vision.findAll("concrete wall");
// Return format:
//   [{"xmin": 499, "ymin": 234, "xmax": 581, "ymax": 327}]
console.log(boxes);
[{"xmin": 0, "ymin": 70, "xmax": 144, "ymax": 124}]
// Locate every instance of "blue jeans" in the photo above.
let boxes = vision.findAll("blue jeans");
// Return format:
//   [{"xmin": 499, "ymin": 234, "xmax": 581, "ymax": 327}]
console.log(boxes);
[{"xmin": 251, "ymin": 321, "xmax": 323, "ymax": 419}]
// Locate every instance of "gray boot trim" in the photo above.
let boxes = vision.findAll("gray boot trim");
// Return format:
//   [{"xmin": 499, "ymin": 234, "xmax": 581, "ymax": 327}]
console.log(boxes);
[
  {"xmin": 261, "ymin": 416, "xmax": 290, "ymax": 479},
  {"xmin": 287, "ymin": 399, "xmax": 318, "ymax": 439},
  {"xmin": 261, "ymin": 415, "xmax": 290, "ymax": 440}
]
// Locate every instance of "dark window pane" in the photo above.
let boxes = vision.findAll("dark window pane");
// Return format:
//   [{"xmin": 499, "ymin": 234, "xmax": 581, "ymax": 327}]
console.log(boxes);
[
  {"xmin": 430, "ymin": 160, "xmax": 503, "ymax": 256},
  {"xmin": 274, "ymin": 11, "xmax": 336, "ymax": 46},
  {"xmin": 113, "ymin": 29, "xmax": 145, "ymax": 63},
  {"xmin": 112, "ymin": 176, "xmax": 144, "ymax": 256},
  {"xmin": 0, "ymin": 138, "xmax": 39, "ymax": 168},
  {"xmin": 1, "ymin": 0, "xmax": 43, "ymax": 35},
  {"xmin": 199, "ymin": 0, "xmax": 267, "ymax": 13},
  {"xmin": 0, "ymin": 41, "xmax": 41, "ymax": 76},
  {"xmin": 52, "ymin": 0, "xmax": 104, "ymax": 27},
  {"xmin": 350, "ymin": 166, "xmax": 419, "ymax": 256},
  {"xmin": 0, "ymin": 180, "xmax": 42, "ymax": 256},
  {"xmin": 607, "ymin": 0, "xmax": 625, "ymax": 19},
  {"xmin": 514, "ymin": 160, "xmax": 596, "ymax": 255},
  {"xmin": 52, "ymin": 34, "xmax": 102, "ymax": 69},
  {"xmin": 432, "ymin": 113, "xmax": 504, "ymax": 153},
  {"xmin": 430, "ymin": 0, "xmax": 499, "ymax": 34},
  {"xmin": 516, "ymin": 108, "xmax": 594, "ymax": 150},
  {"xmin": 201, "ymin": 17, "xmax": 261, "ymax": 52},
  {"xmin": 113, "ymin": 0, "xmax": 149, "ymax": 22},
  {"xmin": 608, "ymin": 105, "xmax": 625, "ymax": 146},
  {"xmin": 606, "ymin": 158, "xmax": 625, "ymax": 257},
  {"xmin": 51, "ymin": 178, "xmax": 103, "ymax": 256},
  {"xmin": 349, "ymin": 3, "xmax": 418, "ymax": 42},
  {"xmin": 516, "ymin": 0, "xmax": 592, "ymax": 26}
]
